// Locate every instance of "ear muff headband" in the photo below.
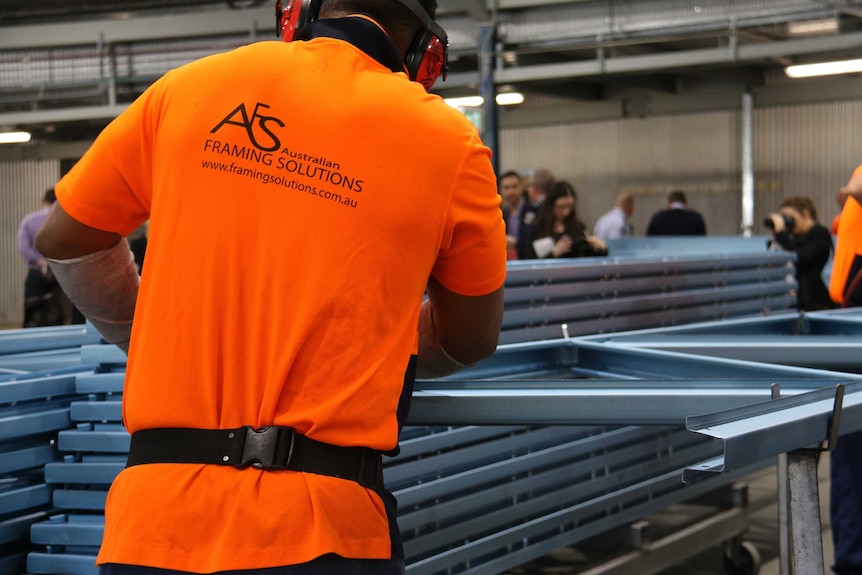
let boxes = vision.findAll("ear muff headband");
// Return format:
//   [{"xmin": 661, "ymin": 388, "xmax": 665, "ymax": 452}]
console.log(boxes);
[
  {"xmin": 275, "ymin": 0, "xmax": 448, "ymax": 89},
  {"xmin": 389, "ymin": 0, "xmax": 448, "ymax": 88}
]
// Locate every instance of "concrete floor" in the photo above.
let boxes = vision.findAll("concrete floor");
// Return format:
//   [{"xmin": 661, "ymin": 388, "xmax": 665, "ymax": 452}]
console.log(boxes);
[{"xmin": 657, "ymin": 453, "xmax": 834, "ymax": 575}]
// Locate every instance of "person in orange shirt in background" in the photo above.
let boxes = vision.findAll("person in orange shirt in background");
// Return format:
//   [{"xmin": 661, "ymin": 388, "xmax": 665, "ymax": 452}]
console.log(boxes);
[
  {"xmin": 828, "ymin": 165, "xmax": 862, "ymax": 575},
  {"xmin": 34, "ymin": 1, "xmax": 506, "ymax": 575},
  {"xmin": 831, "ymin": 186, "xmax": 848, "ymax": 235}
]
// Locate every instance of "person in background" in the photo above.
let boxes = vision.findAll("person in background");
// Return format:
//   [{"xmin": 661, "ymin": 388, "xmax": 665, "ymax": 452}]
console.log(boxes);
[
  {"xmin": 515, "ymin": 168, "xmax": 555, "ymax": 259},
  {"xmin": 34, "ymin": 1, "xmax": 506, "ymax": 574},
  {"xmin": 827, "ymin": 165, "xmax": 862, "ymax": 575},
  {"xmin": 646, "ymin": 190, "xmax": 706, "ymax": 236},
  {"xmin": 593, "ymin": 192, "xmax": 634, "ymax": 240},
  {"xmin": 498, "ymin": 170, "xmax": 524, "ymax": 260},
  {"xmin": 526, "ymin": 181, "xmax": 607, "ymax": 259},
  {"xmin": 18, "ymin": 188, "xmax": 68, "ymax": 327},
  {"xmin": 765, "ymin": 196, "xmax": 833, "ymax": 311}
]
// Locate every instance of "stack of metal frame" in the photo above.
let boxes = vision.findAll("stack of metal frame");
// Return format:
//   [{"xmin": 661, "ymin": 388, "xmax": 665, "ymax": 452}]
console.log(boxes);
[
  {"xmin": 6, "ymin": 250, "xmax": 859, "ymax": 575},
  {"xmin": 0, "ymin": 326, "xmax": 99, "ymax": 574}
]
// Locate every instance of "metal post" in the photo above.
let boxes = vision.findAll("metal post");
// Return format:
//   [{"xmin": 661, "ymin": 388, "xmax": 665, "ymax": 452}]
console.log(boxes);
[
  {"xmin": 787, "ymin": 451, "xmax": 825, "ymax": 574},
  {"xmin": 773, "ymin": 384, "xmax": 792, "ymax": 575},
  {"xmin": 478, "ymin": 24, "xmax": 499, "ymax": 175},
  {"xmin": 741, "ymin": 90, "xmax": 754, "ymax": 237}
]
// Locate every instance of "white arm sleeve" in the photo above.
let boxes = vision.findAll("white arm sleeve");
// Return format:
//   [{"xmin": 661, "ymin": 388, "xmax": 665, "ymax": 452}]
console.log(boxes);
[{"xmin": 47, "ymin": 240, "xmax": 139, "ymax": 353}]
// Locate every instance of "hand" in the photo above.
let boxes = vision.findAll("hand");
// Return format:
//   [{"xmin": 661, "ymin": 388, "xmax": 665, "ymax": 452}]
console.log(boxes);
[
  {"xmin": 505, "ymin": 234, "xmax": 517, "ymax": 249},
  {"xmin": 552, "ymin": 235, "xmax": 574, "ymax": 257},
  {"xmin": 584, "ymin": 232, "xmax": 607, "ymax": 252},
  {"xmin": 769, "ymin": 213, "xmax": 786, "ymax": 233}
]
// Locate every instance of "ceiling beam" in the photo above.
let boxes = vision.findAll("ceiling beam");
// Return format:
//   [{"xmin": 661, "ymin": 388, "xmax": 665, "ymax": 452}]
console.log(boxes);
[
  {"xmin": 0, "ymin": 5, "xmax": 274, "ymax": 49},
  {"xmin": 496, "ymin": 29, "xmax": 862, "ymax": 83}
]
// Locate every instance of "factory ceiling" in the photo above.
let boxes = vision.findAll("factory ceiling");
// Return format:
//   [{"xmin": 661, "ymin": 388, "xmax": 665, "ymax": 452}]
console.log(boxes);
[{"xmin": 3, "ymin": 0, "xmax": 862, "ymax": 149}]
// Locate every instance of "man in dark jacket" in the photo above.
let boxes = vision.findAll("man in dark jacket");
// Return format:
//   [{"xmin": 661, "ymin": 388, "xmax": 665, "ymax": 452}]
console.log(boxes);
[{"xmin": 646, "ymin": 190, "xmax": 706, "ymax": 236}]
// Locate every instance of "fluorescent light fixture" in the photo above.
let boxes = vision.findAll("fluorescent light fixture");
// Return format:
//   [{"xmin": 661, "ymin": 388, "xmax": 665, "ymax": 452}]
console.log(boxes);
[
  {"xmin": 787, "ymin": 18, "xmax": 838, "ymax": 36},
  {"xmin": 496, "ymin": 92, "xmax": 525, "ymax": 106},
  {"xmin": 785, "ymin": 58, "xmax": 862, "ymax": 78},
  {"xmin": 443, "ymin": 93, "xmax": 525, "ymax": 108},
  {"xmin": 0, "ymin": 131, "xmax": 31, "ymax": 144},
  {"xmin": 444, "ymin": 96, "xmax": 484, "ymax": 108}
]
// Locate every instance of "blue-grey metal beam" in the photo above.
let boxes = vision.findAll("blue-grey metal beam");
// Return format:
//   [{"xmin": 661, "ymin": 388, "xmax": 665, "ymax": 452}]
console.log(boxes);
[
  {"xmin": 684, "ymin": 382, "xmax": 862, "ymax": 481},
  {"xmin": 409, "ymin": 378, "xmax": 857, "ymax": 426},
  {"xmin": 595, "ymin": 336, "xmax": 862, "ymax": 371}
]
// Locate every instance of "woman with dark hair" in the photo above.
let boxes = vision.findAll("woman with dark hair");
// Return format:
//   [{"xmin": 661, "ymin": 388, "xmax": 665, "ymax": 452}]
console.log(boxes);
[
  {"xmin": 527, "ymin": 181, "xmax": 608, "ymax": 259},
  {"xmin": 766, "ymin": 195, "xmax": 834, "ymax": 311}
]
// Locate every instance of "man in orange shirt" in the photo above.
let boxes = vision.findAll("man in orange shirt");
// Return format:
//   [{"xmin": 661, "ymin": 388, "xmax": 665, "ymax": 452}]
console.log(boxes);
[{"xmin": 35, "ymin": 1, "xmax": 506, "ymax": 574}]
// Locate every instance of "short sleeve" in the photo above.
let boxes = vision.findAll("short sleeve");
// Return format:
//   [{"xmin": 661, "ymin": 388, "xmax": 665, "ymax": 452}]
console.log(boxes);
[
  {"xmin": 431, "ymin": 133, "xmax": 507, "ymax": 296},
  {"xmin": 54, "ymin": 77, "xmax": 166, "ymax": 236}
]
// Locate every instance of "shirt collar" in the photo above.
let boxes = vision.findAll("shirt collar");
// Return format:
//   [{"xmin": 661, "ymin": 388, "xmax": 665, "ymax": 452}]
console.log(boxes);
[{"xmin": 295, "ymin": 17, "xmax": 405, "ymax": 76}]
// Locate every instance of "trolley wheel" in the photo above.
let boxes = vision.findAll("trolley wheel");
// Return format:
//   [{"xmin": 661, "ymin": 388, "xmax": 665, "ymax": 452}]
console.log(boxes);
[{"xmin": 722, "ymin": 540, "xmax": 762, "ymax": 575}]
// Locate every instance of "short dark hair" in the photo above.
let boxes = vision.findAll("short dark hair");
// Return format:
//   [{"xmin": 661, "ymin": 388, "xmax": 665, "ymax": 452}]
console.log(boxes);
[
  {"xmin": 43, "ymin": 188, "xmax": 56, "ymax": 204},
  {"xmin": 668, "ymin": 190, "xmax": 687, "ymax": 204},
  {"xmin": 498, "ymin": 170, "xmax": 521, "ymax": 183},
  {"xmin": 322, "ymin": 0, "xmax": 437, "ymax": 32},
  {"xmin": 781, "ymin": 196, "xmax": 818, "ymax": 221}
]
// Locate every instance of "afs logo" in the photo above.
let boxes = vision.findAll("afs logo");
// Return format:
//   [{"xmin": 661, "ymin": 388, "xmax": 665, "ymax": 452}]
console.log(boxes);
[{"xmin": 210, "ymin": 102, "xmax": 284, "ymax": 152}]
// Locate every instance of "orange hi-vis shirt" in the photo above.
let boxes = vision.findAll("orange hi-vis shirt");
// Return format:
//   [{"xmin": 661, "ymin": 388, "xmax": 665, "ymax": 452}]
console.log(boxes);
[
  {"xmin": 830, "ymin": 165, "xmax": 862, "ymax": 305},
  {"xmin": 55, "ymin": 19, "xmax": 506, "ymax": 573}
]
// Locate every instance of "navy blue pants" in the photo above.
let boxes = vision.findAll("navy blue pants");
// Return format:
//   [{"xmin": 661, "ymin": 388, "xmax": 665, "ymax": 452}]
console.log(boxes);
[
  {"xmin": 100, "ymin": 555, "xmax": 405, "ymax": 575},
  {"xmin": 831, "ymin": 429, "xmax": 862, "ymax": 575}
]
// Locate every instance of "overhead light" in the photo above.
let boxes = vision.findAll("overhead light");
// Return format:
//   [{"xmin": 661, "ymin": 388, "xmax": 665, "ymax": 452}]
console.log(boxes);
[
  {"xmin": 787, "ymin": 18, "xmax": 838, "ymax": 36},
  {"xmin": 785, "ymin": 58, "xmax": 862, "ymax": 78},
  {"xmin": 496, "ymin": 92, "xmax": 525, "ymax": 106},
  {"xmin": 0, "ymin": 131, "xmax": 31, "ymax": 144},
  {"xmin": 444, "ymin": 96, "xmax": 484, "ymax": 108},
  {"xmin": 443, "ymin": 93, "xmax": 525, "ymax": 108}
]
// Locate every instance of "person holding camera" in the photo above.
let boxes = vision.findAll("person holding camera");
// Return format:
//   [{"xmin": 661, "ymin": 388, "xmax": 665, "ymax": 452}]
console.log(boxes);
[{"xmin": 766, "ymin": 196, "xmax": 834, "ymax": 311}]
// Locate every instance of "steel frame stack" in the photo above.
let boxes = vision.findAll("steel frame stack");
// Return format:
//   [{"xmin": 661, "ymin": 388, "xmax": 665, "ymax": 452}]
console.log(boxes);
[{"xmin": 1, "ymin": 250, "xmax": 857, "ymax": 575}]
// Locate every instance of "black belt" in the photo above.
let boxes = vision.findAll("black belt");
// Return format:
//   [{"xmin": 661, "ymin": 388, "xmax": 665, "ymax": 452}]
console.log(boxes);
[{"xmin": 126, "ymin": 426, "xmax": 384, "ymax": 490}]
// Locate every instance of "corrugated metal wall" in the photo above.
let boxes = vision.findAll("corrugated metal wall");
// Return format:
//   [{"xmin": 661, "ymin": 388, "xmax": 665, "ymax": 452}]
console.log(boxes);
[
  {"xmin": 0, "ymin": 160, "xmax": 60, "ymax": 327},
  {"xmin": 500, "ymin": 100, "xmax": 858, "ymax": 239},
  {"xmin": 0, "ymin": 100, "xmax": 859, "ymax": 325},
  {"xmin": 755, "ymin": 100, "xmax": 862, "ymax": 229}
]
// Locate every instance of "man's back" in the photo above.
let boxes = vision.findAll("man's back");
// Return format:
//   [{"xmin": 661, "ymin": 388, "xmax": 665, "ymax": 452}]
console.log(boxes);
[
  {"xmin": 593, "ymin": 207, "xmax": 629, "ymax": 239},
  {"xmin": 646, "ymin": 208, "xmax": 706, "ymax": 236},
  {"xmin": 55, "ymin": 23, "xmax": 505, "ymax": 572}
]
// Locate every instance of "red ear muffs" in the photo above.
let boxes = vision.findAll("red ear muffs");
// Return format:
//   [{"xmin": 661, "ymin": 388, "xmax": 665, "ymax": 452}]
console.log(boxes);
[
  {"xmin": 405, "ymin": 30, "xmax": 448, "ymax": 91},
  {"xmin": 275, "ymin": 0, "xmax": 321, "ymax": 42}
]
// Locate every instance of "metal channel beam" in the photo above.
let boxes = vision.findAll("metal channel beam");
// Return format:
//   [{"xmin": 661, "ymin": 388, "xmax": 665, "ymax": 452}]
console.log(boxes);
[
  {"xmin": 409, "ymin": 378, "xmax": 850, "ymax": 426},
  {"xmin": 684, "ymin": 382, "xmax": 862, "ymax": 481},
  {"xmin": 593, "ymin": 336, "xmax": 862, "ymax": 371},
  {"xmin": 0, "ymin": 326, "xmax": 100, "ymax": 355},
  {"xmin": 505, "ymin": 253, "xmax": 794, "ymax": 285},
  {"xmin": 404, "ymin": 463, "xmax": 766, "ymax": 575}
]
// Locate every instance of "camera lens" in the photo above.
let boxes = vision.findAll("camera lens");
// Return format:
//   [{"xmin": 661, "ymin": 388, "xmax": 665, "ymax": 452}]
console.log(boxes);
[{"xmin": 765, "ymin": 213, "xmax": 796, "ymax": 231}]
